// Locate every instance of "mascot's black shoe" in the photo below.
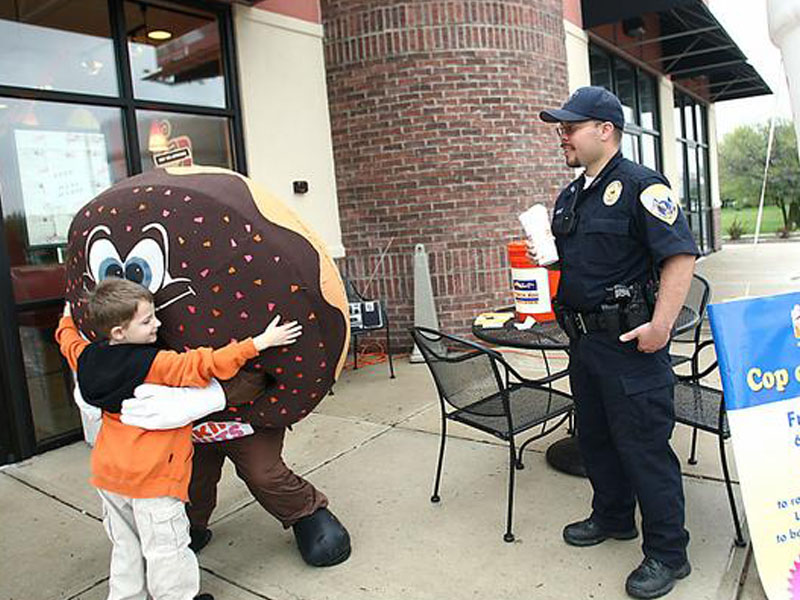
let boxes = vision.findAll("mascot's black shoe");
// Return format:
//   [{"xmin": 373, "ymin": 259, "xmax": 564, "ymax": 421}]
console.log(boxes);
[
  {"xmin": 292, "ymin": 508, "xmax": 351, "ymax": 567},
  {"xmin": 190, "ymin": 527, "xmax": 213, "ymax": 553}
]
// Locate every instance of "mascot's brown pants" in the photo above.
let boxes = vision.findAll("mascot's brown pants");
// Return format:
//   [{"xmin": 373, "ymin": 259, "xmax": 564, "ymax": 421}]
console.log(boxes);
[{"xmin": 187, "ymin": 427, "xmax": 328, "ymax": 529}]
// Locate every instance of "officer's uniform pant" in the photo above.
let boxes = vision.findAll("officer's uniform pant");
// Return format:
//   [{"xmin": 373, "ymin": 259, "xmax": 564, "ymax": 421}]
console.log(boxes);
[
  {"xmin": 187, "ymin": 427, "xmax": 328, "ymax": 530},
  {"xmin": 569, "ymin": 333, "xmax": 689, "ymax": 568}
]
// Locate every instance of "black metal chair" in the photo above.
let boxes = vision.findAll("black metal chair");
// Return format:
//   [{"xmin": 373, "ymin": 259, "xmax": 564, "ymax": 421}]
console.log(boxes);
[
  {"xmin": 670, "ymin": 274, "xmax": 711, "ymax": 368},
  {"xmin": 672, "ymin": 338, "xmax": 746, "ymax": 547},
  {"xmin": 411, "ymin": 326, "xmax": 573, "ymax": 542},
  {"xmin": 345, "ymin": 278, "xmax": 395, "ymax": 378}
]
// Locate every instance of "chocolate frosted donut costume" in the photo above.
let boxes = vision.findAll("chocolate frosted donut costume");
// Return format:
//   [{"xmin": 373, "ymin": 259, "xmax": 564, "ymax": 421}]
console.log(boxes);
[{"xmin": 65, "ymin": 166, "xmax": 352, "ymax": 566}]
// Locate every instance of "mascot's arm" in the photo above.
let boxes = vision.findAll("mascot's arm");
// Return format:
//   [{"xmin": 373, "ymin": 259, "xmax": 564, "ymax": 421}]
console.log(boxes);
[
  {"xmin": 120, "ymin": 378, "xmax": 226, "ymax": 430},
  {"xmin": 146, "ymin": 339, "xmax": 259, "ymax": 388},
  {"xmin": 55, "ymin": 316, "xmax": 89, "ymax": 371}
]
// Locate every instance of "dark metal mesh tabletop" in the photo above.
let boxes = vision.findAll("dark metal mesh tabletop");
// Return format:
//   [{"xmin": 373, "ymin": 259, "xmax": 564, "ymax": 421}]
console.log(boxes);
[
  {"xmin": 472, "ymin": 314, "xmax": 569, "ymax": 350},
  {"xmin": 472, "ymin": 305, "xmax": 699, "ymax": 351}
]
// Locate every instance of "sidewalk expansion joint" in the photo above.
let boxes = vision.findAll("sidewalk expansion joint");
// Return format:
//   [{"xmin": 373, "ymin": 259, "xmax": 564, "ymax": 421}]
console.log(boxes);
[
  {"xmin": 65, "ymin": 576, "xmax": 110, "ymax": 600},
  {"xmin": 1, "ymin": 471, "xmax": 101, "ymax": 522},
  {"xmin": 200, "ymin": 566, "xmax": 279, "ymax": 599}
]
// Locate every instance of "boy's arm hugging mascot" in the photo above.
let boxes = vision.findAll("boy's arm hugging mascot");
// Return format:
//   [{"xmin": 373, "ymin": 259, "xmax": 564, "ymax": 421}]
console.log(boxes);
[{"xmin": 65, "ymin": 166, "xmax": 352, "ymax": 567}]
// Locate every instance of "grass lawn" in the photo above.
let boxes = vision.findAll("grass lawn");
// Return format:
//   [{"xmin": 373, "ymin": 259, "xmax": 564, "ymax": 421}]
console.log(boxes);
[{"xmin": 720, "ymin": 205, "xmax": 785, "ymax": 236}]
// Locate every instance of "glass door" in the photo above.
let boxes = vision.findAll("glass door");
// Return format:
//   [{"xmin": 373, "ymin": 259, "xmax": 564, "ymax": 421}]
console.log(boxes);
[{"xmin": 0, "ymin": 98, "xmax": 128, "ymax": 447}]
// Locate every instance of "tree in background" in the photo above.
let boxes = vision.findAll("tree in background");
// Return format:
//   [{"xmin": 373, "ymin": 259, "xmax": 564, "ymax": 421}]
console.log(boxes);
[{"xmin": 719, "ymin": 119, "xmax": 800, "ymax": 233}]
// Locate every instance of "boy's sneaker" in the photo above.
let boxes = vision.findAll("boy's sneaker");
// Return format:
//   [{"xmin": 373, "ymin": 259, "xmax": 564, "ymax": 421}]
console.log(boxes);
[{"xmin": 194, "ymin": 595, "xmax": 214, "ymax": 600}]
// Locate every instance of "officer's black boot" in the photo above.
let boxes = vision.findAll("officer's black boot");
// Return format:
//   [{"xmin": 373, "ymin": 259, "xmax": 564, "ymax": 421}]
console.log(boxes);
[
  {"xmin": 189, "ymin": 527, "xmax": 212, "ymax": 553},
  {"xmin": 292, "ymin": 507, "xmax": 351, "ymax": 567},
  {"xmin": 625, "ymin": 557, "xmax": 691, "ymax": 599},
  {"xmin": 563, "ymin": 517, "xmax": 638, "ymax": 547}
]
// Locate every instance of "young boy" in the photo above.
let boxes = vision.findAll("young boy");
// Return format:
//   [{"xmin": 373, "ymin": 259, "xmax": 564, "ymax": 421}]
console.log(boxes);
[{"xmin": 56, "ymin": 277, "xmax": 302, "ymax": 600}]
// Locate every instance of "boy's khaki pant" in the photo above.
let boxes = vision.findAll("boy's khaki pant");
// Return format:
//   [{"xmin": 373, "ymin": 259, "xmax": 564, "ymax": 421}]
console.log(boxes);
[{"xmin": 98, "ymin": 489, "xmax": 199, "ymax": 600}]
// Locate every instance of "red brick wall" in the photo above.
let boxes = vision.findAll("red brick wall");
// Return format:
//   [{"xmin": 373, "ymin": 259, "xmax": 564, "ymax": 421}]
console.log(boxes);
[{"xmin": 322, "ymin": 0, "xmax": 572, "ymax": 349}]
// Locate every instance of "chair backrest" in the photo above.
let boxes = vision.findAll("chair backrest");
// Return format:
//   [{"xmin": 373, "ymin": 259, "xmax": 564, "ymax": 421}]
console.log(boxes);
[
  {"xmin": 672, "ymin": 273, "xmax": 711, "ymax": 344},
  {"xmin": 411, "ymin": 327, "xmax": 507, "ymax": 417}
]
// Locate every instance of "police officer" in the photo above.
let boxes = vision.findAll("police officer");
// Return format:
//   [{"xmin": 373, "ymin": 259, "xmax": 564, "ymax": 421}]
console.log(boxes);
[{"xmin": 531, "ymin": 87, "xmax": 699, "ymax": 599}]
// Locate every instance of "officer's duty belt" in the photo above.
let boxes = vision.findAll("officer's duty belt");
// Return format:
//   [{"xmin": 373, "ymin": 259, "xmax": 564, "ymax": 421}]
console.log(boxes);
[{"xmin": 559, "ymin": 309, "xmax": 607, "ymax": 339}]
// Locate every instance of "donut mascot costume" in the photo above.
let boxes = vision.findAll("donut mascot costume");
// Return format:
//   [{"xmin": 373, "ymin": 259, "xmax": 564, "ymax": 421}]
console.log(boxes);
[{"xmin": 64, "ymin": 166, "xmax": 352, "ymax": 566}]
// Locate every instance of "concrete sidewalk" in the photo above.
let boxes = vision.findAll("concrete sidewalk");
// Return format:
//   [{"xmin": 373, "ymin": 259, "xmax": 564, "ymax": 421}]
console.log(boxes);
[{"xmin": 2, "ymin": 240, "xmax": 795, "ymax": 600}]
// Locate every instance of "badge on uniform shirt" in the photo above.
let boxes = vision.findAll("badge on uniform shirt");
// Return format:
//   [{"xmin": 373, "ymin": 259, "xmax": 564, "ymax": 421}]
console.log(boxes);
[
  {"xmin": 603, "ymin": 180, "xmax": 623, "ymax": 206},
  {"xmin": 640, "ymin": 183, "xmax": 678, "ymax": 225}
]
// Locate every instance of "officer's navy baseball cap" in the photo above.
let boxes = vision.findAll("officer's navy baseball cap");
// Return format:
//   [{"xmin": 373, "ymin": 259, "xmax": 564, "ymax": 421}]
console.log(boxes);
[{"xmin": 540, "ymin": 86, "xmax": 625, "ymax": 129}]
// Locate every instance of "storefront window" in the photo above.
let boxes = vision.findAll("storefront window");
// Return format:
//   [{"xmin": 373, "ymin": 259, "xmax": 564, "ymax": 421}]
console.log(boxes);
[
  {"xmin": 589, "ymin": 44, "xmax": 661, "ymax": 170},
  {"xmin": 0, "ymin": 98, "xmax": 127, "ymax": 446},
  {"xmin": 674, "ymin": 92, "xmax": 711, "ymax": 252},
  {"xmin": 639, "ymin": 75, "xmax": 657, "ymax": 131},
  {"xmin": 136, "ymin": 110, "xmax": 232, "ymax": 172},
  {"xmin": 614, "ymin": 60, "xmax": 637, "ymax": 125},
  {"xmin": 0, "ymin": 0, "xmax": 117, "ymax": 96},
  {"xmin": 0, "ymin": 0, "xmax": 241, "ymax": 461},
  {"xmin": 0, "ymin": 99, "xmax": 127, "ymax": 275},
  {"xmin": 125, "ymin": 1, "xmax": 225, "ymax": 108},
  {"xmin": 589, "ymin": 45, "xmax": 612, "ymax": 91},
  {"xmin": 641, "ymin": 135, "xmax": 657, "ymax": 170}
]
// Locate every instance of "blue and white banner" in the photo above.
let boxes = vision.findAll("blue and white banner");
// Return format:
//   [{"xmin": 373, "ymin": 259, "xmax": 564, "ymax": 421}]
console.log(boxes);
[{"xmin": 709, "ymin": 292, "xmax": 800, "ymax": 600}]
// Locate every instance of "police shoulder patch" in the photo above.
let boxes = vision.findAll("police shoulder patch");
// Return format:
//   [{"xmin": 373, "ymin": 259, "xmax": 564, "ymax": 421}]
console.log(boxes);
[
  {"xmin": 640, "ymin": 183, "xmax": 678, "ymax": 225},
  {"xmin": 603, "ymin": 180, "xmax": 623, "ymax": 206}
]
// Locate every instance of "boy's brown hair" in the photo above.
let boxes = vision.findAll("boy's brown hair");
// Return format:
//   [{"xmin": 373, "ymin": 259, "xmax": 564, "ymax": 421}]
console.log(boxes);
[{"xmin": 85, "ymin": 278, "xmax": 153, "ymax": 339}]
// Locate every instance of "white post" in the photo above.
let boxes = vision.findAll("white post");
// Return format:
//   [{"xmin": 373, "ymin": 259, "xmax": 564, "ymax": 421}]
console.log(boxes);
[
  {"xmin": 754, "ymin": 111, "xmax": 777, "ymax": 244},
  {"xmin": 768, "ymin": 0, "xmax": 800, "ymax": 158}
]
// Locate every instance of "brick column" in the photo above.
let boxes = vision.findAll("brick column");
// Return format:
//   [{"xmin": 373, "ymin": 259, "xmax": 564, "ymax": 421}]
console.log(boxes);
[{"xmin": 322, "ymin": 0, "xmax": 571, "ymax": 348}]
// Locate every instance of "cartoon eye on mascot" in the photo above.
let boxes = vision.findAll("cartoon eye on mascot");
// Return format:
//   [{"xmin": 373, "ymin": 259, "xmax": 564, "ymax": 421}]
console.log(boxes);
[{"xmin": 65, "ymin": 166, "xmax": 352, "ymax": 566}]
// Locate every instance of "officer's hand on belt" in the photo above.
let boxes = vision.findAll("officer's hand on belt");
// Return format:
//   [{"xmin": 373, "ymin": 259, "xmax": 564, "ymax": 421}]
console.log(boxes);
[{"xmin": 619, "ymin": 321, "xmax": 671, "ymax": 353}]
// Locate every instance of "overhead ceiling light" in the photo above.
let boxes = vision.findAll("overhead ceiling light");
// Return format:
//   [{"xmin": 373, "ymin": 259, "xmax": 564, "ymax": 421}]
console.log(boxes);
[
  {"xmin": 0, "ymin": 104, "xmax": 7, "ymax": 110},
  {"xmin": 81, "ymin": 59, "xmax": 104, "ymax": 76},
  {"xmin": 147, "ymin": 29, "xmax": 172, "ymax": 41}
]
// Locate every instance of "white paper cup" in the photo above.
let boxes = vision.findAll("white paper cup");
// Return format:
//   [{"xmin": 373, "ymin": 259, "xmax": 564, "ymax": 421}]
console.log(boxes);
[{"xmin": 519, "ymin": 204, "xmax": 559, "ymax": 266}]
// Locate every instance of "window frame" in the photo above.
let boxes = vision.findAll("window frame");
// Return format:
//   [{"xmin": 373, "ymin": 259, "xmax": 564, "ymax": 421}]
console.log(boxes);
[
  {"xmin": 589, "ymin": 43, "xmax": 662, "ymax": 170},
  {"xmin": 674, "ymin": 89, "xmax": 712, "ymax": 254},
  {"xmin": 0, "ymin": 0, "xmax": 246, "ymax": 461},
  {"xmin": 0, "ymin": 0, "xmax": 246, "ymax": 176}
]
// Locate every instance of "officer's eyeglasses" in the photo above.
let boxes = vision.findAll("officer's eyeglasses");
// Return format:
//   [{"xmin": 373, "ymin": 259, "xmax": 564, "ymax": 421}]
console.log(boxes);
[{"xmin": 555, "ymin": 120, "xmax": 604, "ymax": 138}]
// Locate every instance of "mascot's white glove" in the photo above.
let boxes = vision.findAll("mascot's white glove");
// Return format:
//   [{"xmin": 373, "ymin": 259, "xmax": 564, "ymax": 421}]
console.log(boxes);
[
  {"xmin": 73, "ymin": 377, "xmax": 102, "ymax": 421},
  {"xmin": 120, "ymin": 378, "xmax": 226, "ymax": 430}
]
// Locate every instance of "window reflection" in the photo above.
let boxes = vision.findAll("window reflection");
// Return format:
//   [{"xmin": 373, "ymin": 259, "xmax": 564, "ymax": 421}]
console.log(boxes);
[
  {"xmin": 639, "ymin": 76, "xmax": 657, "ymax": 131},
  {"xmin": 589, "ymin": 46, "xmax": 613, "ymax": 91},
  {"xmin": 136, "ymin": 109, "xmax": 232, "ymax": 172},
  {"xmin": 622, "ymin": 133, "xmax": 639, "ymax": 163},
  {"xmin": 19, "ymin": 308, "xmax": 82, "ymax": 444},
  {"xmin": 126, "ymin": 1, "xmax": 225, "ymax": 107},
  {"xmin": 674, "ymin": 140, "xmax": 685, "ymax": 205},
  {"xmin": 589, "ymin": 44, "xmax": 660, "ymax": 168},
  {"xmin": 0, "ymin": 98, "xmax": 126, "ymax": 273},
  {"xmin": 614, "ymin": 60, "xmax": 637, "ymax": 125},
  {"xmin": 641, "ymin": 135, "xmax": 657, "ymax": 170},
  {"xmin": 0, "ymin": 0, "xmax": 117, "ymax": 96}
]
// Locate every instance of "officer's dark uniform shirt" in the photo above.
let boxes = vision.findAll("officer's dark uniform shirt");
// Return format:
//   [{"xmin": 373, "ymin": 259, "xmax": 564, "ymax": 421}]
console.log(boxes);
[{"xmin": 553, "ymin": 152, "xmax": 699, "ymax": 312}]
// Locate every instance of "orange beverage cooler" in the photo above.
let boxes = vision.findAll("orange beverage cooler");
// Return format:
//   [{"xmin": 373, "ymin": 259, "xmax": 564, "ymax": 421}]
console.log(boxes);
[{"xmin": 507, "ymin": 240, "xmax": 560, "ymax": 322}]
